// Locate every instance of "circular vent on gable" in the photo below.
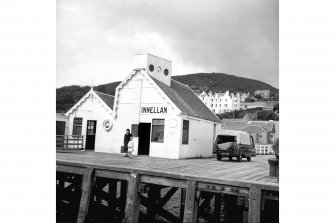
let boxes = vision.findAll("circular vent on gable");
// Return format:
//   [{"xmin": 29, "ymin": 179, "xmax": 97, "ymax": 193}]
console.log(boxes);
[
  {"xmin": 164, "ymin": 69, "xmax": 169, "ymax": 76},
  {"xmin": 149, "ymin": 64, "xmax": 154, "ymax": 72}
]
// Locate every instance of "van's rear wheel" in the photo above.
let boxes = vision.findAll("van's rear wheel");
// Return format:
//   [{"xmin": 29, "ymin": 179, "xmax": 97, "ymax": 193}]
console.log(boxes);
[
  {"xmin": 217, "ymin": 155, "xmax": 222, "ymax": 161},
  {"xmin": 237, "ymin": 155, "xmax": 241, "ymax": 162},
  {"xmin": 247, "ymin": 156, "xmax": 251, "ymax": 162}
]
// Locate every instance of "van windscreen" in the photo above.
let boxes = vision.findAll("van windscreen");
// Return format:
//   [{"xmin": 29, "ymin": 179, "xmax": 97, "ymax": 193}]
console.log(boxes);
[{"xmin": 217, "ymin": 135, "xmax": 236, "ymax": 144}]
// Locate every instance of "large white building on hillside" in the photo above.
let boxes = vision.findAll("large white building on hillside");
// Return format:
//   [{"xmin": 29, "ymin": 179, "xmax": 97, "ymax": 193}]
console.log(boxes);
[{"xmin": 198, "ymin": 91, "xmax": 244, "ymax": 114}]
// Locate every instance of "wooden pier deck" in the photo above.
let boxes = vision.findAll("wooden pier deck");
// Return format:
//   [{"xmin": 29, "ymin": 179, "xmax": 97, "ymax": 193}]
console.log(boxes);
[{"xmin": 56, "ymin": 152, "xmax": 279, "ymax": 223}]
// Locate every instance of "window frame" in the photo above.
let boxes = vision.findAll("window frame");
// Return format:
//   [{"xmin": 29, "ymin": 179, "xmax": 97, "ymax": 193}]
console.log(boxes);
[
  {"xmin": 151, "ymin": 119, "xmax": 165, "ymax": 143},
  {"xmin": 182, "ymin": 120, "xmax": 189, "ymax": 145},
  {"xmin": 72, "ymin": 117, "xmax": 83, "ymax": 136}
]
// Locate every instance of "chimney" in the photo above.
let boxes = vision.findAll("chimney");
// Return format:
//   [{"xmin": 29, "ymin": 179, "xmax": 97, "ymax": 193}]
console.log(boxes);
[{"xmin": 133, "ymin": 54, "xmax": 172, "ymax": 87}]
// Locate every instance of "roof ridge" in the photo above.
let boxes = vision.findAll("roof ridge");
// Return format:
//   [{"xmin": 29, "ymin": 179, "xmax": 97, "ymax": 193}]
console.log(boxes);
[
  {"xmin": 94, "ymin": 90, "xmax": 115, "ymax": 97},
  {"xmin": 171, "ymin": 79, "xmax": 189, "ymax": 88}
]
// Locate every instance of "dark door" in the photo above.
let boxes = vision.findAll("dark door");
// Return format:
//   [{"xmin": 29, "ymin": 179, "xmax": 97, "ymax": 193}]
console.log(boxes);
[
  {"xmin": 85, "ymin": 120, "xmax": 97, "ymax": 150},
  {"xmin": 138, "ymin": 123, "xmax": 151, "ymax": 155},
  {"xmin": 56, "ymin": 121, "xmax": 66, "ymax": 135}
]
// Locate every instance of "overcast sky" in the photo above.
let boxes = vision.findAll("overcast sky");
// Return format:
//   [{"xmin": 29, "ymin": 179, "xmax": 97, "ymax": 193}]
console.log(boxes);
[{"xmin": 57, "ymin": 0, "xmax": 278, "ymax": 88}]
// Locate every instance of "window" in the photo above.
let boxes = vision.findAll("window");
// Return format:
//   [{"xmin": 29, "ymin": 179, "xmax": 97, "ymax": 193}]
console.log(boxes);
[
  {"xmin": 219, "ymin": 104, "xmax": 221, "ymax": 107},
  {"xmin": 220, "ymin": 99, "xmax": 221, "ymax": 102},
  {"xmin": 258, "ymin": 134, "xmax": 262, "ymax": 138},
  {"xmin": 215, "ymin": 104, "xmax": 217, "ymax": 107},
  {"xmin": 72, "ymin": 118, "xmax": 83, "ymax": 135},
  {"xmin": 224, "ymin": 104, "xmax": 227, "ymax": 107},
  {"xmin": 212, "ymin": 99, "xmax": 213, "ymax": 102},
  {"xmin": 149, "ymin": 64, "xmax": 154, "ymax": 72},
  {"xmin": 225, "ymin": 99, "xmax": 227, "ymax": 102},
  {"xmin": 211, "ymin": 104, "xmax": 213, "ymax": 107},
  {"xmin": 182, "ymin": 120, "xmax": 189, "ymax": 144},
  {"xmin": 151, "ymin": 119, "xmax": 165, "ymax": 143}
]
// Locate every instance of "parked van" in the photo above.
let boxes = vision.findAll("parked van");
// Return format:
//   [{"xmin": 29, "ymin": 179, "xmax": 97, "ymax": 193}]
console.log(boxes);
[{"xmin": 213, "ymin": 130, "xmax": 256, "ymax": 162}]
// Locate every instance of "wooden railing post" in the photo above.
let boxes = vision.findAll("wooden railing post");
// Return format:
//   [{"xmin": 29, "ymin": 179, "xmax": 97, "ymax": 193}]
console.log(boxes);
[
  {"xmin": 180, "ymin": 188, "xmax": 186, "ymax": 222},
  {"xmin": 124, "ymin": 173, "xmax": 140, "ymax": 223},
  {"xmin": 248, "ymin": 187, "xmax": 262, "ymax": 223},
  {"xmin": 77, "ymin": 168, "xmax": 94, "ymax": 223},
  {"xmin": 183, "ymin": 180, "xmax": 198, "ymax": 223}
]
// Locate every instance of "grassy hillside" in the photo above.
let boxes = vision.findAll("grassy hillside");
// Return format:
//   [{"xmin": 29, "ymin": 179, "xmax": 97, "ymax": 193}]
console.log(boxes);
[
  {"xmin": 56, "ymin": 73, "xmax": 278, "ymax": 113},
  {"xmin": 172, "ymin": 73, "xmax": 278, "ymax": 94}
]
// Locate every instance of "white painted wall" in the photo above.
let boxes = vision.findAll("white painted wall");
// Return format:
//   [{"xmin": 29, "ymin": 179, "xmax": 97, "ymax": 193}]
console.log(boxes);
[
  {"xmin": 179, "ymin": 116, "xmax": 215, "ymax": 159},
  {"xmin": 111, "ymin": 70, "xmax": 216, "ymax": 159},
  {"xmin": 110, "ymin": 70, "xmax": 181, "ymax": 159},
  {"xmin": 67, "ymin": 93, "xmax": 114, "ymax": 152}
]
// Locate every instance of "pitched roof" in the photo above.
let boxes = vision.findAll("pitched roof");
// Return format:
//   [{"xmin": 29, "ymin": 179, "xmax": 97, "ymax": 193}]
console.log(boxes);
[
  {"xmin": 240, "ymin": 125, "xmax": 268, "ymax": 134},
  {"xmin": 152, "ymin": 78, "xmax": 219, "ymax": 123},
  {"xmin": 94, "ymin": 91, "xmax": 115, "ymax": 110},
  {"xmin": 222, "ymin": 120, "xmax": 276, "ymax": 134},
  {"xmin": 222, "ymin": 120, "xmax": 249, "ymax": 131},
  {"xmin": 249, "ymin": 121, "xmax": 275, "ymax": 132}
]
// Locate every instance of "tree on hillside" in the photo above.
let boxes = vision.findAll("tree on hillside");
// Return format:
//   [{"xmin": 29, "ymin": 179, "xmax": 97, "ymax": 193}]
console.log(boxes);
[
  {"xmin": 256, "ymin": 110, "xmax": 279, "ymax": 121},
  {"xmin": 273, "ymin": 103, "xmax": 279, "ymax": 113},
  {"xmin": 56, "ymin": 86, "xmax": 90, "ymax": 113},
  {"xmin": 254, "ymin": 94, "xmax": 263, "ymax": 100},
  {"xmin": 244, "ymin": 97, "xmax": 255, "ymax": 102}
]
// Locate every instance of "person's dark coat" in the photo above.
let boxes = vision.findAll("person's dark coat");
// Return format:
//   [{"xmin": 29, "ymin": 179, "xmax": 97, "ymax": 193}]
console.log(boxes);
[{"xmin": 124, "ymin": 133, "xmax": 132, "ymax": 146}]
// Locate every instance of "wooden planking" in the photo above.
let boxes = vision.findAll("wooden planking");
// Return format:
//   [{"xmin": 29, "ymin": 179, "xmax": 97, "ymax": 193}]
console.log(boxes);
[
  {"xmin": 57, "ymin": 152, "xmax": 278, "ymax": 191},
  {"xmin": 223, "ymin": 167, "xmax": 268, "ymax": 180},
  {"xmin": 77, "ymin": 168, "xmax": 94, "ymax": 223},
  {"xmin": 57, "ymin": 164, "xmax": 86, "ymax": 175},
  {"xmin": 197, "ymin": 182, "xmax": 249, "ymax": 195},
  {"xmin": 95, "ymin": 169, "xmax": 130, "ymax": 181},
  {"xmin": 141, "ymin": 175, "xmax": 187, "ymax": 188},
  {"xmin": 238, "ymin": 170, "xmax": 269, "ymax": 181}
]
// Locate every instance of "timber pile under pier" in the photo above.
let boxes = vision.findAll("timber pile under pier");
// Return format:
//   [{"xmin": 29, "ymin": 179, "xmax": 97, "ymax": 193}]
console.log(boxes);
[{"xmin": 56, "ymin": 152, "xmax": 279, "ymax": 223}]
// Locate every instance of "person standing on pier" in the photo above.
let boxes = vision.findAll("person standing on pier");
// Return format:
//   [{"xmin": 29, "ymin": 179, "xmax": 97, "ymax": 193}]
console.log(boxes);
[
  {"xmin": 123, "ymin": 129, "xmax": 132, "ymax": 157},
  {"xmin": 127, "ymin": 137, "xmax": 134, "ymax": 159}
]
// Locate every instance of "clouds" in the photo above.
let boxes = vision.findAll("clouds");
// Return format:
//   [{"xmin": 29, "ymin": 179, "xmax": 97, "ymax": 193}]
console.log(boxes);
[{"xmin": 57, "ymin": 0, "xmax": 278, "ymax": 88}]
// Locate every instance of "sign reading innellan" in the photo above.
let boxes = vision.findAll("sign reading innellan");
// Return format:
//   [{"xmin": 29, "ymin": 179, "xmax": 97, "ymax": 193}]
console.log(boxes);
[{"xmin": 141, "ymin": 107, "xmax": 167, "ymax": 114}]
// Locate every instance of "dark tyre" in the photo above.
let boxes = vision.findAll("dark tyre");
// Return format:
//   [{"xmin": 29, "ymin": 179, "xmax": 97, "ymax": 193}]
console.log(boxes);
[
  {"xmin": 217, "ymin": 155, "xmax": 222, "ymax": 161},
  {"xmin": 229, "ymin": 156, "xmax": 233, "ymax": 161},
  {"xmin": 237, "ymin": 155, "xmax": 241, "ymax": 162},
  {"xmin": 247, "ymin": 156, "xmax": 251, "ymax": 162}
]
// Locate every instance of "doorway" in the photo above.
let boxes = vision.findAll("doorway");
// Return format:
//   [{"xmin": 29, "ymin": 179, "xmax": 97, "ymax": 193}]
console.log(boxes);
[
  {"xmin": 85, "ymin": 120, "xmax": 97, "ymax": 150},
  {"xmin": 138, "ymin": 123, "xmax": 151, "ymax": 155}
]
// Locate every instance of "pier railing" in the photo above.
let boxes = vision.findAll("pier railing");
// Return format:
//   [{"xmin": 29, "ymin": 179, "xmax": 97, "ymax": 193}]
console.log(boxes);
[{"xmin": 56, "ymin": 135, "xmax": 84, "ymax": 150}]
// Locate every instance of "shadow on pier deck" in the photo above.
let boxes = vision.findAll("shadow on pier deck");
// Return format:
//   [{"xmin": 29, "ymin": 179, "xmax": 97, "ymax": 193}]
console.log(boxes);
[{"xmin": 56, "ymin": 152, "xmax": 279, "ymax": 223}]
